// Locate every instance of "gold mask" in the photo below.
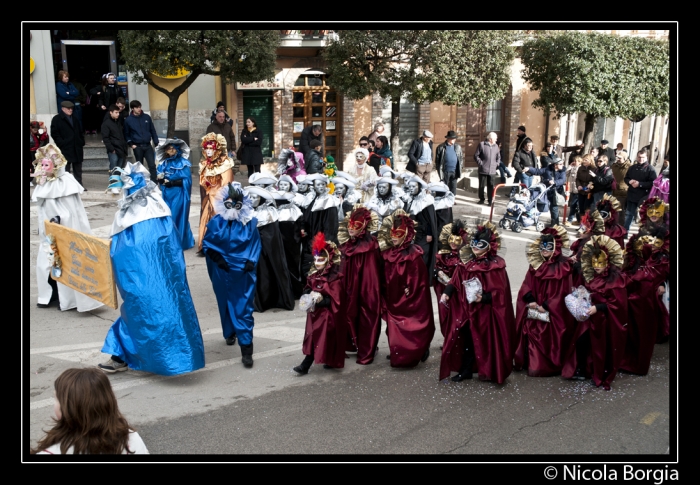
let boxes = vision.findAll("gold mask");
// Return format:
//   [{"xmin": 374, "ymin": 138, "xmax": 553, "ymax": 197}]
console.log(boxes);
[
  {"xmin": 647, "ymin": 204, "xmax": 666, "ymax": 219},
  {"xmin": 448, "ymin": 234, "xmax": 463, "ymax": 247},
  {"xmin": 639, "ymin": 235, "xmax": 664, "ymax": 249},
  {"xmin": 591, "ymin": 251, "xmax": 608, "ymax": 269}
]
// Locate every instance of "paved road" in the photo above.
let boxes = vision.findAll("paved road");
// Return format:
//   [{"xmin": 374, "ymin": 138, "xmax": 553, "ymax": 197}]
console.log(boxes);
[{"xmin": 25, "ymin": 172, "xmax": 673, "ymax": 461}]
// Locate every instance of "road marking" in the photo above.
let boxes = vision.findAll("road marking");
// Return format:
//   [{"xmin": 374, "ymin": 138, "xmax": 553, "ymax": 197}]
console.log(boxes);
[
  {"xmin": 640, "ymin": 412, "xmax": 662, "ymax": 425},
  {"xmin": 30, "ymin": 341, "xmax": 106, "ymax": 355}
]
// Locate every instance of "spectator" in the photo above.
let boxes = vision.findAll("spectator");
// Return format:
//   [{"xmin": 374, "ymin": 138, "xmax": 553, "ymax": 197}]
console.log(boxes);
[
  {"xmin": 615, "ymin": 142, "xmax": 625, "ymax": 157},
  {"xmin": 71, "ymin": 78, "xmax": 88, "ymax": 132},
  {"xmin": 611, "ymin": 150, "xmax": 632, "ymax": 225},
  {"xmin": 55, "ymin": 70, "xmax": 81, "ymax": 131},
  {"xmin": 103, "ymin": 96, "xmax": 129, "ymax": 124},
  {"xmin": 305, "ymin": 139, "xmax": 325, "ymax": 174},
  {"xmin": 562, "ymin": 139, "xmax": 586, "ymax": 164},
  {"xmin": 124, "ymin": 100, "xmax": 160, "ymax": 182},
  {"xmin": 495, "ymin": 141, "xmax": 512, "ymax": 184},
  {"xmin": 589, "ymin": 146, "xmax": 600, "ymax": 162},
  {"xmin": 623, "ymin": 150, "xmax": 657, "ymax": 232},
  {"xmin": 515, "ymin": 125, "xmax": 527, "ymax": 152},
  {"xmin": 374, "ymin": 135, "xmax": 394, "ymax": 170},
  {"xmin": 473, "ymin": 132, "xmax": 500, "ymax": 204},
  {"xmin": 435, "ymin": 130, "xmax": 462, "ymax": 196},
  {"xmin": 31, "ymin": 368, "xmax": 149, "ymax": 454},
  {"xmin": 590, "ymin": 155, "xmax": 614, "ymax": 205},
  {"xmin": 598, "ymin": 139, "xmax": 616, "ymax": 167},
  {"xmin": 550, "ymin": 135, "xmax": 563, "ymax": 159},
  {"xmin": 575, "ymin": 154, "xmax": 596, "ymax": 216},
  {"xmin": 407, "ymin": 130, "xmax": 435, "ymax": 183},
  {"xmin": 512, "ymin": 137, "xmax": 538, "ymax": 190},
  {"xmin": 564, "ymin": 155, "xmax": 582, "ymax": 226},
  {"xmin": 101, "ymin": 104, "xmax": 129, "ymax": 194},
  {"xmin": 367, "ymin": 122, "xmax": 385, "ymax": 143},
  {"xmin": 97, "ymin": 73, "xmax": 123, "ymax": 116},
  {"xmin": 210, "ymin": 101, "xmax": 234, "ymax": 127},
  {"xmin": 50, "ymin": 101, "xmax": 85, "ymax": 186},
  {"xmin": 300, "ymin": 125, "xmax": 323, "ymax": 160},
  {"xmin": 540, "ymin": 142, "xmax": 556, "ymax": 170},
  {"xmin": 28, "ymin": 121, "xmax": 49, "ymax": 186},
  {"xmin": 239, "ymin": 116, "xmax": 264, "ymax": 178}
]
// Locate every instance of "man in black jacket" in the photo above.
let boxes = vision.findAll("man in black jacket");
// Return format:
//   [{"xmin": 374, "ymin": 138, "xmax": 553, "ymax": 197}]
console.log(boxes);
[
  {"xmin": 623, "ymin": 150, "xmax": 657, "ymax": 232},
  {"xmin": 473, "ymin": 132, "xmax": 501, "ymax": 204},
  {"xmin": 50, "ymin": 101, "xmax": 85, "ymax": 186},
  {"xmin": 435, "ymin": 130, "xmax": 463, "ymax": 196},
  {"xmin": 407, "ymin": 130, "xmax": 434, "ymax": 183},
  {"xmin": 300, "ymin": 125, "xmax": 322, "ymax": 160},
  {"xmin": 102, "ymin": 104, "xmax": 129, "ymax": 194},
  {"xmin": 512, "ymin": 137, "xmax": 538, "ymax": 189},
  {"xmin": 598, "ymin": 139, "xmax": 616, "ymax": 167}
]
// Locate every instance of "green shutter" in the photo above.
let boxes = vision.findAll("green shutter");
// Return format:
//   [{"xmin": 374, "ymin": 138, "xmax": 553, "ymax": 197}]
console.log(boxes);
[{"xmin": 243, "ymin": 91, "xmax": 273, "ymax": 158}]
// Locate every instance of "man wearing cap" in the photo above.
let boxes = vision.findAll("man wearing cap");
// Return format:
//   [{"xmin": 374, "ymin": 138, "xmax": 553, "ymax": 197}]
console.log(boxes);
[
  {"xmin": 515, "ymin": 125, "xmax": 527, "ymax": 152},
  {"xmin": 407, "ymin": 130, "xmax": 435, "ymax": 184},
  {"xmin": 50, "ymin": 100, "xmax": 86, "ymax": 186},
  {"xmin": 473, "ymin": 132, "xmax": 502, "ymax": 205},
  {"xmin": 598, "ymin": 140, "xmax": 616, "ymax": 167},
  {"xmin": 435, "ymin": 131, "xmax": 463, "ymax": 196}
]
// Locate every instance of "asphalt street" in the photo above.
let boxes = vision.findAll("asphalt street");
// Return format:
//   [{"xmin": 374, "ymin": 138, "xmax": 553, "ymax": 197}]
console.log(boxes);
[{"xmin": 24, "ymin": 169, "xmax": 674, "ymax": 463}]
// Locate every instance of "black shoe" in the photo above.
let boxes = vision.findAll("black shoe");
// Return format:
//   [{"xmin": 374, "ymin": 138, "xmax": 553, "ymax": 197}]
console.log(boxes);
[
  {"xmin": 421, "ymin": 348, "xmax": 430, "ymax": 362},
  {"xmin": 476, "ymin": 200, "xmax": 485, "ymax": 205},
  {"xmin": 293, "ymin": 364, "xmax": 309, "ymax": 375},
  {"xmin": 572, "ymin": 368, "xmax": 586, "ymax": 381},
  {"xmin": 451, "ymin": 372, "xmax": 473, "ymax": 382},
  {"xmin": 240, "ymin": 343, "xmax": 254, "ymax": 368},
  {"xmin": 488, "ymin": 201, "xmax": 493, "ymax": 206},
  {"xmin": 386, "ymin": 354, "xmax": 391, "ymax": 359},
  {"xmin": 37, "ymin": 303, "xmax": 50, "ymax": 308},
  {"xmin": 196, "ymin": 250, "xmax": 205, "ymax": 257},
  {"xmin": 323, "ymin": 364, "xmax": 333, "ymax": 369},
  {"xmin": 225, "ymin": 334, "xmax": 237, "ymax": 346}
]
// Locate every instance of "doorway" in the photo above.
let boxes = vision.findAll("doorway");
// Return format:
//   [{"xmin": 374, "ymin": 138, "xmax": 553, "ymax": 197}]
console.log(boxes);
[{"xmin": 292, "ymin": 73, "xmax": 338, "ymax": 159}]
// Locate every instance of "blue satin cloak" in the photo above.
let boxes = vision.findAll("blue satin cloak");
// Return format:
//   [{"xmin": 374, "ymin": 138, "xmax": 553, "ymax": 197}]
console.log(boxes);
[
  {"xmin": 102, "ymin": 216, "xmax": 205, "ymax": 375},
  {"xmin": 202, "ymin": 215, "xmax": 262, "ymax": 345},
  {"xmin": 158, "ymin": 158, "xmax": 195, "ymax": 250}
]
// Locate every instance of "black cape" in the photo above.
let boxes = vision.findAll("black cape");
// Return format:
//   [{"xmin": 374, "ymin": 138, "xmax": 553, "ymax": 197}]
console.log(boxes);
[
  {"xmin": 404, "ymin": 200, "xmax": 438, "ymax": 286},
  {"xmin": 254, "ymin": 221, "xmax": 295, "ymax": 312}
]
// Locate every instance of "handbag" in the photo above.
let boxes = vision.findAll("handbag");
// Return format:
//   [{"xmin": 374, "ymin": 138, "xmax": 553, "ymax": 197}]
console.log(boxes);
[
  {"xmin": 235, "ymin": 145, "xmax": 244, "ymax": 161},
  {"xmin": 565, "ymin": 286, "xmax": 592, "ymax": 322},
  {"xmin": 555, "ymin": 190, "xmax": 566, "ymax": 207},
  {"xmin": 527, "ymin": 307, "xmax": 550, "ymax": 322}
]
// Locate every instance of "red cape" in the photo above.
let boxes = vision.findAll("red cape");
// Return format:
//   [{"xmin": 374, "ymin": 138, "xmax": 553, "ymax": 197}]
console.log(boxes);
[{"xmin": 433, "ymin": 250, "xmax": 461, "ymax": 338}]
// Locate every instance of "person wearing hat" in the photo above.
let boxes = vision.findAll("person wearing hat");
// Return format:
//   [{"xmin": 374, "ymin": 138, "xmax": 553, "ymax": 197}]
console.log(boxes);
[
  {"xmin": 277, "ymin": 148, "xmax": 306, "ymax": 183},
  {"xmin": 344, "ymin": 147, "xmax": 379, "ymax": 203},
  {"xmin": 209, "ymin": 101, "xmax": 234, "ymax": 127},
  {"xmin": 433, "ymin": 220, "xmax": 468, "ymax": 339},
  {"xmin": 515, "ymin": 125, "xmax": 527, "ymax": 152},
  {"xmin": 428, "ymin": 181, "xmax": 455, "ymax": 235},
  {"xmin": 292, "ymin": 174, "xmax": 314, "ymax": 209},
  {"xmin": 596, "ymin": 194, "xmax": 627, "ymax": 249},
  {"xmin": 300, "ymin": 174, "xmax": 340, "ymax": 276},
  {"xmin": 435, "ymin": 130, "xmax": 463, "ymax": 196},
  {"xmin": 206, "ymin": 110, "xmax": 237, "ymax": 163},
  {"xmin": 332, "ymin": 172, "xmax": 360, "ymax": 219},
  {"xmin": 155, "ymin": 138, "xmax": 195, "ymax": 250},
  {"xmin": 271, "ymin": 187, "xmax": 305, "ymax": 299},
  {"xmin": 598, "ymin": 140, "xmax": 616, "ymax": 167},
  {"xmin": 50, "ymin": 100, "xmax": 86, "ymax": 186},
  {"xmin": 473, "ymin": 132, "xmax": 502, "ymax": 205},
  {"xmin": 404, "ymin": 175, "xmax": 438, "ymax": 284},
  {"xmin": 366, "ymin": 176, "xmax": 404, "ymax": 228},
  {"xmin": 248, "ymin": 173, "xmax": 278, "ymax": 190},
  {"xmin": 407, "ymin": 130, "xmax": 435, "ymax": 183}
]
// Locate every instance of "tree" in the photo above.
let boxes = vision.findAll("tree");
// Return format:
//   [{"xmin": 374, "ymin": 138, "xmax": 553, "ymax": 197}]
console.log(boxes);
[
  {"xmin": 323, "ymin": 30, "xmax": 517, "ymax": 158},
  {"xmin": 119, "ymin": 30, "xmax": 279, "ymax": 138},
  {"xmin": 520, "ymin": 31, "xmax": 670, "ymax": 152}
]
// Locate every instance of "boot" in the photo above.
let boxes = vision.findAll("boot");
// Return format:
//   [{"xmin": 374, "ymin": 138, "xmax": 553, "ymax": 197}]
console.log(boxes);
[
  {"xmin": 452, "ymin": 348, "xmax": 474, "ymax": 382},
  {"xmin": 240, "ymin": 342, "xmax": 254, "ymax": 368},
  {"xmin": 293, "ymin": 355, "xmax": 314, "ymax": 375}
]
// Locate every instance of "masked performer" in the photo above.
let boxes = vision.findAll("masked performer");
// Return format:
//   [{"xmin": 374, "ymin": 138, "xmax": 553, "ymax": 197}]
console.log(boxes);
[
  {"xmin": 155, "ymin": 138, "xmax": 195, "ymax": 250},
  {"xmin": 277, "ymin": 147, "xmax": 306, "ymax": 184},
  {"xmin": 293, "ymin": 232, "xmax": 347, "ymax": 374},
  {"xmin": 561, "ymin": 235, "xmax": 627, "ymax": 390},
  {"xmin": 244, "ymin": 186, "xmax": 295, "ymax": 312},
  {"xmin": 378, "ymin": 210, "xmax": 435, "ymax": 368},
  {"xmin": 514, "ymin": 226, "xmax": 577, "ymax": 377},
  {"xmin": 32, "ymin": 144, "xmax": 103, "ymax": 312},
  {"xmin": 428, "ymin": 182, "xmax": 455, "ymax": 235},
  {"xmin": 248, "ymin": 173, "xmax": 278, "ymax": 191},
  {"xmin": 366, "ymin": 176, "xmax": 404, "ymax": 229},
  {"xmin": 338, "ymin": 205, "xmax": 382, "ymax": 364},
  {"xmin": 344, "ymin": 147, "xmax": 378, "ymax": 203},
  {"xmin": 99, "ymin": 162, "xmax": 204, "ymax": 375},
  {"xmin": 595, "ymin": 194, "xmax": 627, "ymax": 248},
  {"xmin": 570, "ymin": 210, "xmax": 606, "ymax": 287},
  {"xmin": 202, "ymin": 183, "xmax": 261, "ymax": 367},
  {"xmin": 434, "ymin": 220, "xmax": 468, "ymax": 338},
  {"xmin": 620, "ymin": 226, "xmax": 670, "ymax": 375},
  {"xmin": 403, "ymin": 175, "xmax": 438, "ymax": 284},
  {"xmin": 439, "ymin": 221, "xmax": 515, "ymax": 383},
  {"xmin": 272, "ymin": 188, "xmax": 305, "ymax": 299},
  {"xmin": 332, "ymin": 171, "xmax": 360, "ymax": 220},
  {"xmin": 198, "ymin": 133, "xmax": 235, "ymax": 254},
  {"xmin": 300, "ymin": 174, "xmax": 340, "ymax": 276}
]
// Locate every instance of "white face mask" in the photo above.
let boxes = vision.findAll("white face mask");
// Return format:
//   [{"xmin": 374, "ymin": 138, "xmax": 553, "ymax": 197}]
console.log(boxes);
[
  {"xmin": 314, "ymin": 255, "xmax": 328, "ymax": 270},
  {"xmin": 377, "ymin": 183, "xmax": 390, "ymax": 196},
  {"xmin": 205, "ymin": 148, "xmax": 215, "ymax": 158},
  {"xmin": 249, "ymin": 194, "xmax": 261, "ymax": 208},
  {"xmin": 408, "ymin": 181, "xmax": 421, "ymax": 196},
  {"xmin": 278, "ymin": 181, "xmax": 291, "ymax": 192},
  {"xmin": 335, "ymin": 184, "xmax": 347, "ymax": 196},
  {"xmin": 313, "ymin": 180, "xmax": 326, "ymax": 195}
]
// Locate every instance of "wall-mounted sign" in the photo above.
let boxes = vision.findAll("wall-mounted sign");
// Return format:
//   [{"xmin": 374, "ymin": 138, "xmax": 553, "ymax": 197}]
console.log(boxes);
[{"xmin": 236, "ymin": 80, "xmax": 284, "ymax": 90}]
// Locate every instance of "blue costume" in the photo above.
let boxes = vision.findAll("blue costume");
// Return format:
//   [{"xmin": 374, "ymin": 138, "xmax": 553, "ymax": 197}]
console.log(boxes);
[
  {"xmin": 155, "ymin": 139, "xmax": 195, "ymax": 250},
  {"xmin": 202, "ymin": 183, "xmax": 261, "ymax": 364},
  {"xmin": 101, "ymin": 162, "xmax": 205, "ymax": 376}
]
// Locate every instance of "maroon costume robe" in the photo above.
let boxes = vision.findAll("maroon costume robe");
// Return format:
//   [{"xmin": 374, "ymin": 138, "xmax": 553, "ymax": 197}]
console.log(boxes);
[
  {"xmin": 340, "ymin": 232, "xmax": 383, "ymax": 364},
  {"xmin": 561, "ymin": 266, "xmax": 628, "ymax": 390},
  {"xmin": 381, "ymin": 244, "xmax": 435, "ymax": 367},
  {"xmin": 514, "ymin": 255, "xmax": 577, "ymax": 376},
  {"xmin": 604, "ymin": 220, "xmax": 627, "ymax": 249},
  {"xmin": 301, "ymin": 264, "xmax": 347, "ymax": 368},
  {"xmin": 439, "ymin": 255, "xmax": 516, "ymax": 383},
  {"xmin": 433, "ymin": 250, "xmax": 461, "ymax": 338},
  {"xmin": 645, "ymin": 243, "xmax": 670, "ymax": 343}
]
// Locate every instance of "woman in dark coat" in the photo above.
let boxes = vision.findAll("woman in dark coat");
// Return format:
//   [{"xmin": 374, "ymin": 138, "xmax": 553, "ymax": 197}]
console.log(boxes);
[{"xmin": 240, "ymin": 117, "xmax": 264, "ymax": 176}]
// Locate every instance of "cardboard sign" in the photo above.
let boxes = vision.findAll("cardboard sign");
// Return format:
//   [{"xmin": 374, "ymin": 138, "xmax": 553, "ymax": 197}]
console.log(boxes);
[{"xmin": 44, "ymin": 220, "xmax": 118, "ymax": 309}]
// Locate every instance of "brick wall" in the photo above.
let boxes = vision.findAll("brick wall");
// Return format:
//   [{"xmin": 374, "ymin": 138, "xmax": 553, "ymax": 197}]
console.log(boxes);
[{"xmin": 339, "ymin": 95, "xmax": 355, "ymax": 171}]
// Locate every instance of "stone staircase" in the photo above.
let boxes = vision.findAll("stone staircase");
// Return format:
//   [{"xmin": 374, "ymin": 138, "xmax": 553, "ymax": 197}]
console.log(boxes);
[{"xmin": 82, "ymin": 135, "xmax": 111, "ymax": 172}]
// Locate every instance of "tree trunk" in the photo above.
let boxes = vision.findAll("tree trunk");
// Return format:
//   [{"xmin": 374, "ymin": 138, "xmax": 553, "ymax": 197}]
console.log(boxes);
[
  {"xmin": 390, "ymin": 96, "xmax": 401, "ymax": 166},
  {"xmin": 582, "ymin": 114, "xmax": 597, "ymax": 154},
  {"xmin": 167, "ymin": 93, "xmax": 178, "ymax": 139}
]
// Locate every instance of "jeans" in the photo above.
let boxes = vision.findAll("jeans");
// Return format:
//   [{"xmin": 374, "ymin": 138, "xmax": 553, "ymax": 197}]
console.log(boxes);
[
  {"xmin": 478, "ymin": 173, "xmax": 495, "ymax": 203},
  {"xmin": 520, "ymin": 172, "xmax": 533, "ymax": 188},
  {"xmin": 133, "ymin": 144, "xmax": 157, "ymax": 181},
  {"xmin": 624, "ymin": 199, "xmax": 642, "ymax": 232},
  {"xmin": 550, "ymin": 203, "xmax": 560, "ymax": 226},
  {"xmin": 107, "ymin": 151, "xmax": 126, "ymax": 172},
  {"xmin": 442, "ymin": 170, "xmax": 457, "ymax": 195},
  {"xmin": 567, "ymin": 193, "xmax": 580, "ymax": 222}
]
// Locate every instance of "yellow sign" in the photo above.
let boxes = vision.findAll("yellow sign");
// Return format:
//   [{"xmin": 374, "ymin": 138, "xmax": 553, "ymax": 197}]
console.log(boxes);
[
  {"xmin": 30, "ymin": 57, "xmax": 35, "ymax": 74},
  {"xmin": 45, "ymin": 220, "xmax": 118, "ymax": 309},
  {"xmin": 152, "ymin": 66, "xmax": 190, "ymax": 79}
]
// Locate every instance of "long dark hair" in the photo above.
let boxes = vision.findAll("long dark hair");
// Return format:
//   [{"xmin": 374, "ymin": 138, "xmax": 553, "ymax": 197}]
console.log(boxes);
[
  {"xmin": 244, "ymin": 117, "xmax": 258, "ymax": 133},
  {"xmin": 30, "ymin": 368, "xmax": 135, "ymax": 454}
]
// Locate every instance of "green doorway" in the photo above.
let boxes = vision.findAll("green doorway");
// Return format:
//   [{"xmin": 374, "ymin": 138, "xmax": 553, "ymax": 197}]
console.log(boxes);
[{"xmin": 243, "ymin": 91, "xmax": 273, "ymax": 158}]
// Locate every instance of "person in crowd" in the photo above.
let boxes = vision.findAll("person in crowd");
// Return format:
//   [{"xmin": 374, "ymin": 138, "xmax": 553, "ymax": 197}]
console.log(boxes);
[
  {"xmin": 293, "ymin": 232, "xmax": 347, "ymax": 374},
  {"xmin": 271, "ymin": 184, "xmax": 305, "ymax": 299},
  {"xmin": 433, "ymin": 220, "xmax": 468, "ymax": 339},
  {"xmin": 495, "ymin": 141, "xmax": 512, "ymax": 185},
  {"xmin": 99, "ymin": 162, "xmax": 205, "ymax": 375},
  {"xmin": 277, "ymin": 147, "xmax": 306, "ymax": 183},
  {"xmin": 366, "ymin": 176, "xmax": 404, "ymax": 228},
  {"xmin": 71, "ymin": 78, "xmax": 88, "ymax": 132},
  {"xmin": 439, "ymin": 221, "xmax": 515, "ymax": 383},
  {"xmin": 575, "ymin": 154, "xmax": 596, "ymax": 216},
  {"xmin": 31, "ymin": 368, "xmax": 149, "ymax": 454},
  {"xmin": 649, "ymin": 165, "xmax": 670, "ymax": 204},
  {"xmin": 240, "ymin": 117, "xmax": 263, "ymax": 177},
  {"xmin": 299, "ymin": 124, "xmax": 323, "ymax": 160},
  {"xmin": 623, "ymin": 150, "xmax": 657, "ymax": 232},
  {"xmin": 372, "ymin": 135, "xmax": 394, "ymax": 170},
  {"xmin": 155, "ymin": 138, "xmax": 195, "ymax": 250},
  {"xmin": 202, "ymin": 183, "xmax": 261, "ymax": 366},
  {"xmin": 101, "ymin": 104, "xmax": 129, "ymax": 195},
  {"xmin": 514, "ymin": 226, "xmax": 576, "ymax": 377},
  {"xmin": 332, "ymin": 172, "xmax": 360, "ymax": 219},
  {"xmin": 338, "ymin": 205, "xmax": 382, "ymax": 365},
  {"xmin": 210, "ymin": 101, "xmax": 234, "ymax": 127},
  {"xmin": 429, "ymin": 181, "xmax": 455, "ymax": 235},
  {"xmin": 29, "ymin": 121, "xmax": 49, "ymax": 186},
  {"xmin": 562, "ymin": 139, "xmax": 586, "ymax": 165},
  {"xmin": 515, "ymin": 125, "xmax": 527, "ymax": 152},
  {"xmin": 598, "ymin": 139, "xmax": 616, "ymax": 166},
  {"xmin": 512, "ymin": 137, "xmax": 538, "ymax": 190},
  {"xmin": 124, "ymin": 100, "xmax": 160, "ymax": 182},
  {"xmin": 299, "ymin": 174, "xmax": 340, "ymax": 278},
  {"xmin": 524, "ymin": 157, "xmax": 566, "ymax": 227},
  {"xmin": 207, "ymin": 110, "xmax": 237, "ymax": 162},
  {"xmin": 564, "ymin": 155, "xmax": 582, "ymax": 226},
  {"xmin": 403, "ymin": 175, "xmax": 438, "ymax": 284},
  {"xmin": 304, "ymin": 139, "xmax": 325, "ymax": 175},
  {"xmin": 589, "ymin": 147, "xmax": 599, "ymax": 162},
  {"xmin": 197, "ymin": 133, "xmax": 235, "ymax": 254},
  {"xmin": 590, "ymin": 155, "xmax": 614, "ymax": 205},
  {"xmin": 550, "ymin": 135, "xmax": 563, "ymax": 159},
  {"xmin": 97, "ymin": 73, "xmax": 123, "ymax": 116},
  {"xmin": 344, "ymin": 147, "xmax": 379, "ymax": 203},
  {"xmin": 55, "ymin": 70, "xmax": 80, "ymax": 127},
  {"xmin": 31, "ymin": 144, "xmax": 103, "ymax": 312},
  {"xmin": 569, "ymin": 209, "xmax": 606, "ymax": 288},
  {"xmin": 407, "ymin": 130, "xmax": 434, "ymax": 183},
  {"xmin": 367, "ymin": 122, "xmax": 385, "ymax": 143},
  {"xmin": 378, "ymin": 209, "xmax": 435, "ymax": 368},
  {"xmin": 435, "ymin": 130, "xmax": 463, "ymax": 196},
  {"xmin": 596, "ymin": 195, "xmax": 627, "ymax": 248},
  {"xmin": 540, "ymin": 141, "xmax": 556, "ymax": 171},
  {"xmin": 50, "ymin": 100, "xmax": 85, "ymax": 186},
  {"xmin": 561, "ymin": 235, "xmax": 627, "ymax": 391},
  {"xmin": 611, "ymin": 150, "xmax": 631, "ymax": 225}
]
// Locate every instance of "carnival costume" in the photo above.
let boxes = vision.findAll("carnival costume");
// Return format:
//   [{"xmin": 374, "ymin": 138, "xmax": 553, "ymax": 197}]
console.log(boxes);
[
  {"xmin": 293, "ymin": 232, "xmax": 348, "ymax": 374},
  {"xmin": 202, "ymin": 183, "xmax": 261, "ymax": 368},
  {"xmin": 596, "ymin": 194, "xmax": 627, "ymax": 249},
  {"xmin": 300, "ymin": 174, "xmax": 340, "ymax": 277},
  {"xmin": 32, "ymin": 144, "xmax": 103, "ymax": 312},
  {"xmin": 338, "ymin": 205, "xmax": 383, "ymax": 364},
  {"xmin": 271, "ymin": 189, "xmax": 305, "ymax": 299},
  {"xmin": 433, "ymin": 220, "xmax": 468, "ymax": 338},
  {"xmin": 561, "ymin": 235, "xmax": 627, "ymax": 390},
  {"xmin": 570, "ymin": 210, "xmax": 606, "ymax": 287},
  {"xmin": 344, "ymin": 147, "xmax": 378, "ymax": 203},
  {"xmin": 366, "ymin": 176, "xmax": 404, "ymax": 229},
  {"xmin": 514, "ymin": 226, "xmax": 577, "ymax": 376},
  {"xmin": 403, "ymin": 175, "xmax": 438, "ymax": 284},
  {"xmin": 332, "ymin": 171, "xmax": 361, "ymax": 220},
  {"xmin": 101, "ymin": 162, "xmax": 204, "ymax": 375},
  {"xmin": 155, "ymin": 138, "xmax": 195, "ymax": 250},
  {"xmin": 378, "ymin": 210, "xmax": 435, "ymax": 368},
  {"xmin": 439, "ymin": 221, "xmax": 516, "ymax": 383},
  {"xmin": 429, "ymin": 182, "xmax": 455, "ymax": 235},
  {"xmin": 198, "ymin": 133, "xmax": 235, "ymax": 252},
  {"xmin": 277, "ymin": 148, "xmax": 307, "ymax": 183}
]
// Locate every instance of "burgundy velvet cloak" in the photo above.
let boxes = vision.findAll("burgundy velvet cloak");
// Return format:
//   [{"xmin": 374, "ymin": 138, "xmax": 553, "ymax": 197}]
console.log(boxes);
[
  {"xmin": 604, "ymin": 221, "xmax": 627, "ymax": 249},
  {"xmin": 340, "ymin": 232, "xmax": 383, "ymax": 364},
  {"xmin": 381, "ymin": 244, "xmax": 435, "ymax": 368},
  {"xmin": 647, "ymin": 251, "xmax": 670, "ymax": 342},
  {"xmin": 433, "ymin": 250, "xmax": 461, "ymax": 338},
  {"xmin": 514, "ymin": 255, "xmax": 577, "ymax": 376},
  {"xmin": 302, "ymin": 264, "xmax": 348, "ymax": 369},
  {"xmin": 561, "ymin": 267, "xmax": 628, "ymax": 390},
  {"xmin": 439, "ymin": 255, "xmax": 516, "ymax": 383}
]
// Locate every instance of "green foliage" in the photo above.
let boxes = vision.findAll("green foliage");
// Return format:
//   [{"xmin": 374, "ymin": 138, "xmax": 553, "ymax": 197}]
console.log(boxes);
[
  {"xmin": 323, "ymin": 30, "xmax": 517, "ymax": 107},
  {"xmin": 520, "ymin": 31, "xmax": 669, "ymax": 119},
  {"xmin": 119, "ymin": 30, "xmax": 279, "ymax": 84}
]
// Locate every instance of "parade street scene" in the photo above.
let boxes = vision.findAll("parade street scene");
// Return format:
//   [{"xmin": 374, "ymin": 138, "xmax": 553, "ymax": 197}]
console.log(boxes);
[{"xmin": 25, "ymin": 27, "xmax": 674, "ymax": 463}]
